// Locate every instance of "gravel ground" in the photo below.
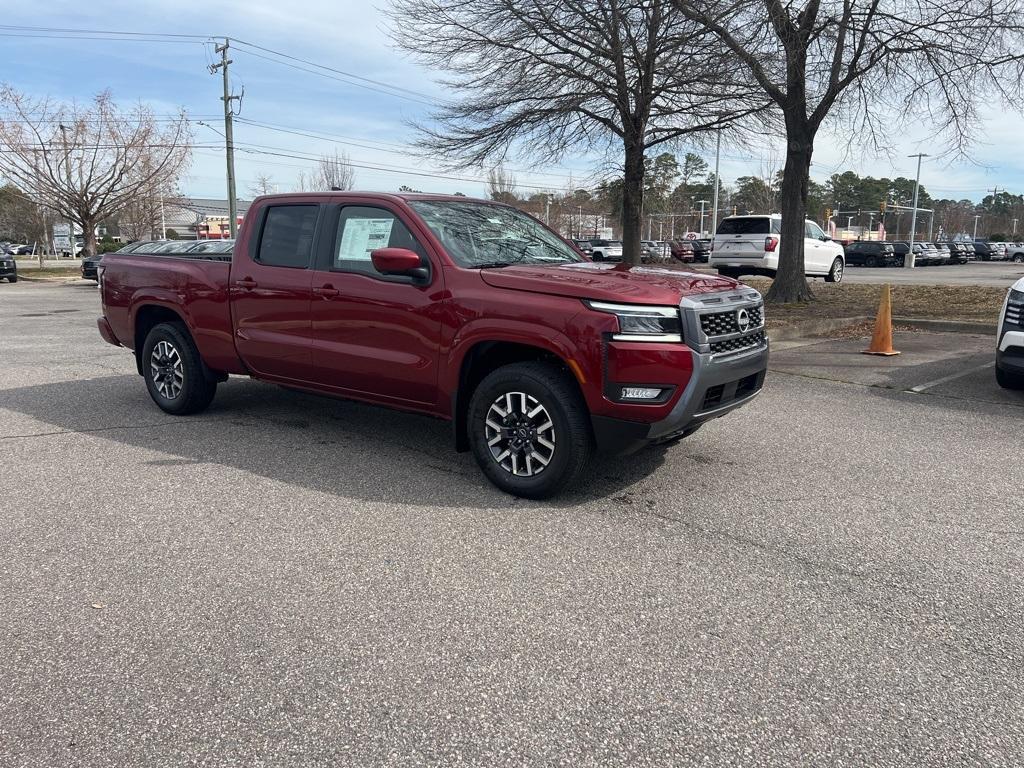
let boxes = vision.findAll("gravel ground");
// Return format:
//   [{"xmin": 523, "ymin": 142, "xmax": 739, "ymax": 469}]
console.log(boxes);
[{"xmin": 2, "ymin": 282, "xmax": 1023, "ymax": 767}]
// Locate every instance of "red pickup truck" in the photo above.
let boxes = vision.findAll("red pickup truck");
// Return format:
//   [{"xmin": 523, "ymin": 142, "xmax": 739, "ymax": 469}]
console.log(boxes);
[{"xmin": 97, "ymin": 193, "xmax": 768, "ymax": 498}]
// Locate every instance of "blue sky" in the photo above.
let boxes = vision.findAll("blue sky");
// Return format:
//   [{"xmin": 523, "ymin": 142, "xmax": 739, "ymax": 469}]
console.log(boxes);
[{"xmin": 0, "ymin": 0, "xmax": 1017, "ymax": 203}]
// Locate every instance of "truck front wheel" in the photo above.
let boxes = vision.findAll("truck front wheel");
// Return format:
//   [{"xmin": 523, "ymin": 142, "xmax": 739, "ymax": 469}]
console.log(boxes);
[
  {"xmin": 468, "ymin": 361, "xmax": 593, "ymax": 499},
  {"xmin": 141, "ymin": 322, "xmax": 218, "ymax": 415}
]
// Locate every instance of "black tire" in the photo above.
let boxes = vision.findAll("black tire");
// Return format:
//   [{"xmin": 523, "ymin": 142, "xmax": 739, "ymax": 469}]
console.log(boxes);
[
  {"xmin": 8, "ymin": 275, "xmax": 16, "ymax": 283},
  {"xmin": 865, "ymin": 255, "xmax": 879, "ymax": 268},
  {"xmin": 825, "ymin": 257, "xmax": 845, "ymax": 283},
  {"xmin": 717, "ymin": 267, "xmax": 741, "ymax": 279},
  {"xmin": 996, "ymin": 365, "xmax": 1024, "ymax": 390},
  {"xmin": 467, "ymin": 361, "xmax": 593, "ymax": 499},
  {"xmin": 1014, "ymin": 254, "xmax": 1024, "ymax": 263},
  {"xmin": 141, "ymin": 322, "xmax": 217, "ymax": 415}
]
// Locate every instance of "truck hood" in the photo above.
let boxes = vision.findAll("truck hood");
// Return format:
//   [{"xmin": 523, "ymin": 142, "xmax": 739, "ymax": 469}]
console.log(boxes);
[{"xmin": 478, "ymin": 262, "xmax": 739, "ymax": 305}]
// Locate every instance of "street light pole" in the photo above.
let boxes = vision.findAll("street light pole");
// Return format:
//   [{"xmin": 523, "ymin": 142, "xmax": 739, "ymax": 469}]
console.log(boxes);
[
  {"xmin": 1014, "ymin": 218, "xmax": 1019, "ymax": 238},
  {"xmin": 58, "ymin": 124, "xmax": 77, "ymax": 257},
  {"xmin": 711, "ymin": 131, "xmax": 721, "ymax": 235},
  {"xmin": 907, "ymin": 153, "xmax": 929, "ymax": 268},
  {"xmin": 973, "ymin": 215, "xmax": 981, "ymax": 240},
  {"xmin": 697, "ymin": 199, "xmax": 709, "ymax": 235}
]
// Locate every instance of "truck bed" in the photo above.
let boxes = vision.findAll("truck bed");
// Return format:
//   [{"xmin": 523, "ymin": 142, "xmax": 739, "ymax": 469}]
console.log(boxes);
[{"xmin": 100, "ymin": 252, "xmax": 246, "ymax": 374}]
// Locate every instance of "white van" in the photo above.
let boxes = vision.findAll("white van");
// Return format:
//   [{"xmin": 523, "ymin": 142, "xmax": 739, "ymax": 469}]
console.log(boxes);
[{"xmin": 710, "ymin": 214, "xmax": 846, "ymax": 282}]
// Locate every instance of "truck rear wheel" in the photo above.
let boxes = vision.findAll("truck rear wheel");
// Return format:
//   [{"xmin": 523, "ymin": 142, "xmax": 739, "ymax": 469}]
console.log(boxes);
[
  {"xmin": 142, "ymin": 322, "xmax": 217, "ymax": 415},
  {"xmin": 468, "ymin": 361, "xmax": 593, "ymax": 499},
  {"xmin": 996, "ymin": 365, "xmax": 1024, "ymax": 390}
]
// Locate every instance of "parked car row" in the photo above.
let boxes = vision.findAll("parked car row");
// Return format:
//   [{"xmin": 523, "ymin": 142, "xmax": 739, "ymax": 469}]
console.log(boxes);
[
  {"xmin": 569, "ymin": 238, "xmax": 712, "ymax": 265},
  {"xmin": 844, "ymin": 238, "xmax": 1024, "ymax": 267},
  {"xmin": 0, "ymin": 242, "xmax": 34, "ymax": 256},
  {"xmin": 81, "ymin": 239, "xmax": 235, "ymax": 281}
]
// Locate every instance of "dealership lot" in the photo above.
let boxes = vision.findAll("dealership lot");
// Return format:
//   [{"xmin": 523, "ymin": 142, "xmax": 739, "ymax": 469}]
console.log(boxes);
[{"xmin": 2, "ymin": 282, "xmax": 1023, "ymax": 765}]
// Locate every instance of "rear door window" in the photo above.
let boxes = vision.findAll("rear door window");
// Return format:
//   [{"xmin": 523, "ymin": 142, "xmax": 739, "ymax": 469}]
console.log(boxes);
[{"xmin": 257, "ymin": 205, "xmax": 319, "ymax": 268}]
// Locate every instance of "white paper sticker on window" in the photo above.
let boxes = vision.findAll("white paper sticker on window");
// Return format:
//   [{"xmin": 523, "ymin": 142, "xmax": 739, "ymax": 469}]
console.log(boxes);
[{"xmin": 338, "ymin": 217, "xmax": 394, "ymax": 262}]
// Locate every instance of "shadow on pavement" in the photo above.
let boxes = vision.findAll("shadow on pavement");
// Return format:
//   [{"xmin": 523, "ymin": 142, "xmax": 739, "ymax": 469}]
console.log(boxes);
[{"xmin": 1, "ymin": 374, "xmax": 668, "ymax": 509}]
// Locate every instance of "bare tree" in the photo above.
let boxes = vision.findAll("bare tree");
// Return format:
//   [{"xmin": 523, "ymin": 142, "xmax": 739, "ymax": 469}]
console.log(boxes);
[
  {"xmin": 675, "ymin": 0, "xmax": 1024, "ymax": 302},
  {"xmin": 249, "ymin": 173, "xmax": 276, "ymax": 197},
  {"xmin": 115, "ymin": 164, "xmax": 182, "ymax": 242},
  {"xmin": 311, "ymin": 150, "xmax": 356, "ymax": 191},
  {"xmin": 0, "ymin": 87, "xmax": 191, "ymax": 257},
  {"xmin": 487, "ymin": 165, "xmax": 519, "ymax": 204},
  {"xmin": 387, "ymin": 0, "xmax": 766, "ymax": 264}
]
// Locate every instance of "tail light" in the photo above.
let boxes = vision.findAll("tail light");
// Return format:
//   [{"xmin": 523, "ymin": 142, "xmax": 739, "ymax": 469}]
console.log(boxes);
[{"xmin": 764, "ymin": 236, "xmax": 779, "ymax": 252}]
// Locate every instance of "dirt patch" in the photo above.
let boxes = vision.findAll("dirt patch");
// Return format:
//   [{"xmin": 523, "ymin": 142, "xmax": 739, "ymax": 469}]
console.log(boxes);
[{"xmin": 739, "ymin": 279, "xmax": 1006, "ymax": 331}]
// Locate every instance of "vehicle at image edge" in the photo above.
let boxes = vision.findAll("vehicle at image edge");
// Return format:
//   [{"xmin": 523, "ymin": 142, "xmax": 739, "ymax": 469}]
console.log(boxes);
[
  {"xmin": 82, "ymin": 240, "xmax": 236, "ymax": 281},
  {"xmin": 96, "ymin": 192, "xmax": 769, "ymax": 499},
  {"xmin": 843, "ymin": 240, "xmax": 897, "ymax": 268},
  {"xmin": 589, "ymin": 239, "xmax": 624, "ymax": 261},
  {"xmin": 1006, "ymin": 243, "xmax": 1024, "ymax": 263},
  {"xmin": 996, "ymin": 277, "xmax": 1024, "ymax": 390},
  {"xmin": 710, "ymin": 214, "xmax": 845, "ymax": 282},
  {"xmin": 0, "ymin": 252, "xmax": 16, "ymax": 282}
]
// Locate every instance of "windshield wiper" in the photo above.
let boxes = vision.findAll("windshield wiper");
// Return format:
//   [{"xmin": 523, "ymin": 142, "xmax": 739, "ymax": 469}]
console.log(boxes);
[{"xmin": 472, "ymin": 261, "xmax": 518, "ymax": 269}]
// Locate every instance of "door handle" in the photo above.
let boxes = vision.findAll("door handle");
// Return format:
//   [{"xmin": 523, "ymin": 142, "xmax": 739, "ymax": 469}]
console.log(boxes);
[
  {"xmin": 314, "ymin": 284, "xmax": 340, "ymax": 298},
  {"xmin": 235, "ymin": 277, "xmax": 258, "ymax": 290}
]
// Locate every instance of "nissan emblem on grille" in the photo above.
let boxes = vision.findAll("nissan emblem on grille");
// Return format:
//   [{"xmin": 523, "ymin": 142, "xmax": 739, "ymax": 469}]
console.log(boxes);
[{"xmin": 737, "ymin": 308, "xmax": 750, "ymax": 332}]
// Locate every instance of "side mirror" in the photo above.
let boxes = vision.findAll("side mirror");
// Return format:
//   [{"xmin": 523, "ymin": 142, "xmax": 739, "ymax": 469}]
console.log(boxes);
[
  {"xmin": 820, "ymin": 235, "xmax": 832, "ymax": 241},
  {"xmin": 371, "ymin": 247, "xmax": 428, "ymax": 280}
]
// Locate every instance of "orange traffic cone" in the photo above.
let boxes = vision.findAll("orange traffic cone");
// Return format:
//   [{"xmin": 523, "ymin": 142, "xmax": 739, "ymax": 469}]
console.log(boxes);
[{"xmin": 862, "ymin": 284, "xmax": 900, "ymax": 356}]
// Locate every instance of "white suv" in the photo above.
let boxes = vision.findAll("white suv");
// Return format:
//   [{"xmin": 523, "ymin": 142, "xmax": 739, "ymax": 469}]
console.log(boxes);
[
  {"xmin": 710, "ymin": 214, "xmax": 846, "ymax": 282},
  {"xmin": 996, "ymin": 277, "xmax": 1024, "ymax": 389}
]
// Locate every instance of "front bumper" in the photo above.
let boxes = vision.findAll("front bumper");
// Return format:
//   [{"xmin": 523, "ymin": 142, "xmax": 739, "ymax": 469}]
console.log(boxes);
[
  {"xmin": 591, "ymin": 287, "xmax": 769, "ymax": 453},
  {"xmin": 0, "ymin": 262, "xmax": 16, "ymax": 278}
]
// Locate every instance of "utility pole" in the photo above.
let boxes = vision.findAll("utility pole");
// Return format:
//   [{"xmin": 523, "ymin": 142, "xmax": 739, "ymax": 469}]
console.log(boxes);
[
  {"xmin": 58, "ymin": 124, "xmax": 77, "ymax": 257},
  {"xmin": 1013, "ymin": 218, "xmax": 1018, "ymax": 238},
  {"xmin": 907, "ymin": 153, "xmax": 929, "ymax": 268},
  {"xmin": 711, "ymin": 131, "xmax": 721, "ymax": 235},
  {"xmin": 211, "ymin": 39, "xmax": 241, "ymax": 238}
]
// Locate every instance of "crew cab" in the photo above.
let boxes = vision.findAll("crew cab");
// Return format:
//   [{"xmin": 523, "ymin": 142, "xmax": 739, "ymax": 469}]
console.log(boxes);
[
  {"xmin": 710, "ymin": 214, "xmax": 845, "ymax": 282},
  {"xmin": 96, "ymin": 193, "xmax": 768, "ymax": 498}
]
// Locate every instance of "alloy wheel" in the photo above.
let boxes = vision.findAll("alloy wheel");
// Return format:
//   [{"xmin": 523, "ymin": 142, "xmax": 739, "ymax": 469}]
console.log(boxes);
[
  {"xmin": 485, "ymin": 391, "xmax": 556, "ymax": 477},
  {"xmin": 150, "ymin": 340, "xmax": 184, "ymax": 400}
]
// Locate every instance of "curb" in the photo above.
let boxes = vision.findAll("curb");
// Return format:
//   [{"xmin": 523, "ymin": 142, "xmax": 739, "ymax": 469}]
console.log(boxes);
[
  {"xmin": 767, "ymin": 316, "xmax": 870, "ymax": 342},
  {"xmin": 768, "ymin": 315, "xmax": 996, "ymax": 342},
  {"xmin": 13, "ymin": 274, "xmax": 85, "ymax": 283},
  {"xmin": 891, "ymin": 317, "xmax": 995, "ymax": 335}
]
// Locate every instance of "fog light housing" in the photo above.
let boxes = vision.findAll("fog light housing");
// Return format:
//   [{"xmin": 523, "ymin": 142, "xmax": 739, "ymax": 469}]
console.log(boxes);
[{"xmin": 621, "ymin": 387, "xmax": 662, "ymax": 400}]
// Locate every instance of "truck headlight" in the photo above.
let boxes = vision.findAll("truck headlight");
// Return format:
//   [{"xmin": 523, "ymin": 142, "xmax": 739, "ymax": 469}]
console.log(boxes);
[{"xmin": 586, "ymin": 301, "xmax": 682, "ymax": 342}]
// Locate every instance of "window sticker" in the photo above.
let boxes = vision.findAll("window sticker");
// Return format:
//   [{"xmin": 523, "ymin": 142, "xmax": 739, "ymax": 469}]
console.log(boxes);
[{"xmin": 338, "ymin": 217, "xmax": 394, "ymax": 261}]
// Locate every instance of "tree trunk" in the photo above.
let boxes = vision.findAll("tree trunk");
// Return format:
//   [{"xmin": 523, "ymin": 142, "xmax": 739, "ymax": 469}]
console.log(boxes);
[
  {"xmin": 765, "ymin": 133, "xmax": 815, "ymax": 304},
  {"xmin": 620, "ymin": 142, "xmax": 645, "ymax": 266},
  {"xmin": 81, "ymin": 217, "xmax": 98, "ymax": 258}
]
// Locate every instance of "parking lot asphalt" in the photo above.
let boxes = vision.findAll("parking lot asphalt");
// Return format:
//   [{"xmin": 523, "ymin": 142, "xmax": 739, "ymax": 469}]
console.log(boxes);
[{"xmin": 2, "ymin": 282, "xmax": 1023, "ymax": 766}]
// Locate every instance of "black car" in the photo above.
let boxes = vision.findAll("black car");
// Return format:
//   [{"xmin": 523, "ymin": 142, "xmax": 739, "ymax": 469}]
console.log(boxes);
[
  {"xmin": 0, "ymin": 253, "xmax": 17, "ymax": 282},
  {"xmin": 844, "ymin": 240, "xmax": 896, "ymax": 267},
  {"xmin": 972, "ymin": 240, "xmax": 997, "ymax": 261},
  {"xmin": 572, "ymin": 239, "xmax": 593, "ymax": 256},
  {"xmin": 691, "ymin": 238, "xmax": 712, "ymax": 263},
  {"xmin": 939, "ymin": 241, "xmax": 970, "ymax": 264}
]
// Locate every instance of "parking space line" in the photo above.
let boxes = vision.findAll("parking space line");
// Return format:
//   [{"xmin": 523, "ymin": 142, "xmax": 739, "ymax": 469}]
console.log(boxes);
[{"xmin": 908, "ymin": 361, "xmax": 994, "ymax": 393}]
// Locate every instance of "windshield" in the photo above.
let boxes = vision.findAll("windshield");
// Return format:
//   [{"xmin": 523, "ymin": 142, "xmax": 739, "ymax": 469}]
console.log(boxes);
[{"xmin": 408, "ymin": 200, "xmax": 585, "ymax": 268}]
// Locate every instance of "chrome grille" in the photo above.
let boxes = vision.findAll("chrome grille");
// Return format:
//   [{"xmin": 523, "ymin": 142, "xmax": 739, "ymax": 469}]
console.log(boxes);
[
  {"xmin": 709, "ymin": 331, "xmax": 767, "ymax": 355},
  {"xmin": 700, "ymin": 306, "xmax": 763, "ymax": 336}
]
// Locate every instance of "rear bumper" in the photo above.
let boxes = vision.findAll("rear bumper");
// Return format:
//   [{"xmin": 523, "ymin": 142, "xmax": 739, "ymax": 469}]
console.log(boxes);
[
  {"xmin": 592, "ymin": 343, "xmax": 769, "ymax": 453},
  {"xmin": 998, "ymin": 330, "xmax": 1024, "ymax": 374}
]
